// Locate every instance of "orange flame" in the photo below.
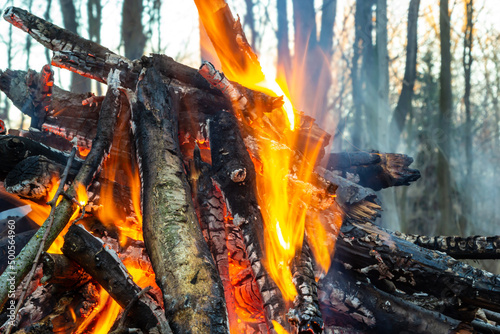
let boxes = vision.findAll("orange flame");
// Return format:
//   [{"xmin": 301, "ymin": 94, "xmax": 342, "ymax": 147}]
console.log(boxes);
[{"xmin": 195, "ymin": 0, "xmax": 339, "ymax": 303}]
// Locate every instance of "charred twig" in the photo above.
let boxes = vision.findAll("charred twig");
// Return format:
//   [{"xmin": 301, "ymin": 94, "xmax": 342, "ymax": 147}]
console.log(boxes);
[
  {"xmin": 393, "ymin": 232, "xmax": 500, "ymax": 260},
  {"xmin": 131, "ymin": 65, "xmax": 228, "ymax": 333},
  {"xmin": 62, "ymin": 224, "xmax": 171, "ymax": 334},
  {"xmin": 209, "ymin": 110, "xmax": 287, "ymax": 331},
  {"xmin": 0, "ymin": 69, "xmax": 122, "ymax": 312}
]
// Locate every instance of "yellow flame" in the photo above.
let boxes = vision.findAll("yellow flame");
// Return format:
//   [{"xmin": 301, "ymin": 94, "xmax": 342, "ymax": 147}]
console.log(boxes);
[
  {"xmin": 91, "ymin": 289, "xmax": 122, "ymax": 334},
  {"xmin": 273, "ymin": 320, "xmax": 291, "ymax": 334},
  {"xmin": 75, "ymin": 182, "xmax": 88, "ymax": 206}
]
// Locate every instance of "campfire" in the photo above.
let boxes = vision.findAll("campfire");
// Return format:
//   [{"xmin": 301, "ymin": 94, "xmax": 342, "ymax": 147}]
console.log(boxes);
[{"xmin": 0, "ymin": 2, "xmax": 499, "ymax": 334}]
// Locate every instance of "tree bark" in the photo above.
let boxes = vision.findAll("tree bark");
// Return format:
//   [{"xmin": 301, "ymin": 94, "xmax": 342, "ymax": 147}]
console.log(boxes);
[
  {"xmin": 437, "ymin": 0, "xmax": 454, "ymax": 234},
  {"xmin": 58, "ymin": 0, "xmax": 90, "ymax": 93},
  {"xmin": 121, "ymin": 0, "xmax": 146, "ymax": 60},
  {"xmin": 391, "ymin": 0, "xmax": 420, "ymax": 142}
]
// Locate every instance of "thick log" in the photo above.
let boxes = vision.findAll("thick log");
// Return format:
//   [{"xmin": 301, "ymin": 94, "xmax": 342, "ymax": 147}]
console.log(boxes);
[
  {"xmin": 209, "ymin": 109, "xmax": 287, "ymax": 331},
  {"xmin": 393, "ymin": 231, "xmax": 500, "ymax": 260},
  {"xmin": 131, "ymin": 65, "xmax": 228, "ymax": 333},
  {"xmin": 62, "ymin": 224, "xmax": 171, "ymax": 333},
  {"xmin": 325, "ymin": 151, "xmax": 421, "ymax": 191}
]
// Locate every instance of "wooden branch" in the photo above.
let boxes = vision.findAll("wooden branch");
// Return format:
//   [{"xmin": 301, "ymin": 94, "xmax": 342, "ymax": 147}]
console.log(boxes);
[
  {"xmin": 0, "ymin": 70, "xmax": 121, "ymax": 311},
  {"xmin": 325, "ymin": 151, "xmax": 421, "ymax": 191},
  {"xmin": 393, "ymin": 232, "xmax": 500, "ymax": 260},
  {"xmin": 0, "ymin": 135, "xmax": 82, "ymax": 180},
  {"xmin": 3, "ymin": 6, "xmax": 115, "ymax": 60},
  {"xmin": 131, "ymin": 65, "xmax": 229, "ymax": 333},
  {"xmin": 209, "ymin": 110, "xmax": 287, "ymax": 331},
  {"xmin": 62, "ymin": 224, "xmax": 171, "ymax": 333}
]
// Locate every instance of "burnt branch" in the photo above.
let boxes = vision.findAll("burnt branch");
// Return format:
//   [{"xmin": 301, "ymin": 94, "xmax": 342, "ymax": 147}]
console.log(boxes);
[
  {"xmin": 326, "ymin": 151, "xmax": 421, "ymax": 191},
  {"xmin": 393, "ymin": 232, "xmax": 500, "ymax": 260},
  {"xmin": 336, "ymin": 220, "xmax": 500, "ymax": 314},
  {"xmin": 62, "ymin": 224, "xmax": 171, "ymax": 333}
]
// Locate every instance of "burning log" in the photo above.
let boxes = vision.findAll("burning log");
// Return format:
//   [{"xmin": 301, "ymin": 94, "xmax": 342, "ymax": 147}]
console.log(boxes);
[
  {"xmin": 209, "ymin": 110, "xmax": 287, "ymax": 331},
  {"xmin": 131, "ymin": 64, "xmax": 228, "ymax": 333},
  {"xmin": 61, "ymin": 223, "xmax": 171, "ymax": 333}
]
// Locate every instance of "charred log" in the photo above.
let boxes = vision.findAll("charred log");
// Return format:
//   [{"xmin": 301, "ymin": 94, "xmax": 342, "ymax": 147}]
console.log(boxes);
[
  {"xmin": 40, "ymin": 253, "xmax": 91, "ymax": 287},
  {"xmin": 209, "ymin": 109, "xmax": 287, "ymax": 331},
  {"xmin": 335, "ymin": 220, "xmax": 500, "ymax": 314},
  {"xmin": 393, "ymin": 231, "xmax": 500, "ymax": 260},
  {"xmin": 62, "ymin": 224, "xmax": 171, "ymax": 333},
  {"xmin": 131, "ymin": 65, "xmax": 228, "ymax": 333},
  {"xmin": 325, "ymin": 151, "xmax": 421, "ymax": 191},
  {"xmin": 319, "ymin": 266, "xmax": 469, "ymax": 333}
]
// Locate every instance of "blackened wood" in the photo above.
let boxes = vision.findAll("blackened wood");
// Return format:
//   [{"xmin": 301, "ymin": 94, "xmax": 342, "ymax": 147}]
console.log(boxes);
[
  {"xmin": 319, "ymin": 267, "xmax": 467, "ymax": 333},
  {"xmin": 4, "ymin": 155, "xmax": 61, "ymax": 201},
  {"xmin": 335, "ymin": 220, "xmax": 500, "ymax": 314},
  {"xmin": 209, "ymin": 110, "xmax": 287, "ymax": 331},
  {"xmin": 62, "ymin": 224, "xmax": 171, "ymax": 333},
  {"xmin": 289, "ymin": 241, "xmax": 323, "ymax": 334},
  {"xmin": 40, "ymin": 253, "xmax": 90, "ymax": 287},
  {"xmin": 0, "ymin": 71, "xmax": 121, "ymax": 310},
  {"xmin": 393, "ymin": 232, "xmax": 500, "ymax": 260},
  {"xmin": 325, "ymin": 152, "xmax": 421, "ymax": 191},
  {"xmin": 3, "ymin": 6, "xmax": 115, "ymax": 60},
  {"xmin": 131, "ymin": 66, "xmax": 228, "ymax": 334},
  {"xmin": 0, "ymin": 136, "xmax": 82, "ymax": 180}
]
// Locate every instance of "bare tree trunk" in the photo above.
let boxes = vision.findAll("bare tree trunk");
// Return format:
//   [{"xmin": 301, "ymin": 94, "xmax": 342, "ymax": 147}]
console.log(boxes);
[
  {"xmin": 319, "ymin": 0, "xmax": 337, "ymax": 60},
  {"xmin": 437, "ymin": 0, "xmax": 454, "ymax": 234},
  {"xmin": 88, "ymin": 0, "xmax": 102, "ymax": 95},
  {"xmin": 463, "ymin": 0, "xmax": 473, "ymax": 179},
  {"xmin": 243, "ymin": 0, "xmax": 257, "ymax": 49},
  {"xmin": 121, "ymin": 0, "xmax": 146, "ymax": 60},
  {"xmin": 391, "ymin": 0, "xmax": 420, "ymax": 144},
  {"xmin": 276, "ymin": 0, "xmax": 291, "ymax": 84},
  {"xmin": 351, "ymin": 0, "xmax": 374, "ymax": 150},
  {"xmin": 376, "ymin": 0, "xmax": 389, "ymax": 151},
  {"xmin": 59, "ymin": 0, "xmax": 90, "ymax": 93},
  {"xmin": 291, "ymin": 0, "xmax": 335, "ymax": 121}
]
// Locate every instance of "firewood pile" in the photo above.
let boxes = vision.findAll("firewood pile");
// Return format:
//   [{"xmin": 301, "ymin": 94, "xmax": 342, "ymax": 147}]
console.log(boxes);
[{"xmin": 0, "ymin": 3, "xmax": 499, "ymax": 334}]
